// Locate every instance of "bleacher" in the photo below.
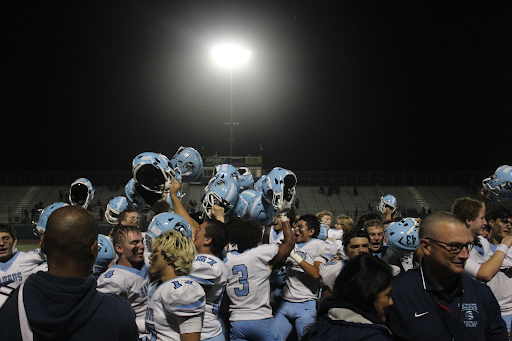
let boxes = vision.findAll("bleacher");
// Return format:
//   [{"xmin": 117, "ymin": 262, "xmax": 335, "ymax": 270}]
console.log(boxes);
[{"xmin": 1, "ymin": 184, "xmax": 491, "ymax": 228}]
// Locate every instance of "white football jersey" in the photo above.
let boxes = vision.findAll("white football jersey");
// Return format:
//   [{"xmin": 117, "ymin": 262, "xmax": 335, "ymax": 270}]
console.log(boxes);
[
  {"xmin": 282, "ymin": 239, "xmax": 334, "ymax": 302},
  {"xmin": 146, "ymin": 276, "xmax": 206, "ymax": 341},
  {"xmin": 189, "ymin": 254, "xmax": 228, "ymax": 340},
  {"xmin": 327, "ymin": 229, "xmax": 343, "ymax": 250},
  {"xmin": 226, "ymin": 244, "xmax": 279, "ymax": 321},
  {"xmin": 0, "ymin": 249, "xmax": 46, "ymax": 288},
  {"xmin": 97, "ymin": 264, "xmax": 150, "ymax": 334},
  {"xmin": 319, "ymin": 259, "xmax": 343, "ymax": 292},
  {"xmin": 269, "ymin": 228, "xmax": 284, "ymax": 245}
]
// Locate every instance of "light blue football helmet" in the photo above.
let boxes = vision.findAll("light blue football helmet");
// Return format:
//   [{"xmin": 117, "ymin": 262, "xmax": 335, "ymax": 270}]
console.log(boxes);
[
  {"xmin": 254, "ymin": 175, "xmax": 267, "ymax": 192},
  {"xmin": 316, "ymin": 222, "xmax": 329, "ymax": 241},
  {"xmin": 203, "ymin": 178, "xmax": 239, "ymax": 218},
  {"xmin": 261, "ymin": 167, "xmax": 297, "ymax": 208},
  {"xmin": 230, "ymin": 189, "xmax": 259, "ymax": 218},
  {"xmin": 246, "ymin": 192, "xmax": 279, "ymax": 226},
  {"xmin": 69, "ymin": 178, "xmax": 94, "ymax": 209},
  {"xmin": 105, "ymin": 196, "xmax": 129, "ymax": 225},
  {"xmin": 170, "ymin": 146, "xmax": 203, "ymax": 183},
  {"xmin": 482, "ymin": 165, "xmax": 512, "ymax": 201},
  {"xmin": 132, "ymin": 152, "xmax": 176, "ymax": 193},
  {"xmin": 95, "ymin": 234, "xmax": 115, "ymax": 270},
  {"xmin": 385, "ymin": 218, "xmax": 420, "ymax": 254},
  {"xmin": 146, "ymin": 212, "xmax": 193, "ymax": 251},
  {"xmin": 237, "ymin": 167, "xmax": 254, "ymax": 192},
  {"xmin": 378, "ymin": 194, "xmax": 398, "ymax": 213},
  {"xmin": 214, "ymin": 164, "xmax": 241, "ymax": 188},
  {"xmin": 34, "ymin": 202, "xmax": 69, "ymax": 236},
  {"xmin": 125, "ymin": 178, "xmax": 157, "ymax": 216}
]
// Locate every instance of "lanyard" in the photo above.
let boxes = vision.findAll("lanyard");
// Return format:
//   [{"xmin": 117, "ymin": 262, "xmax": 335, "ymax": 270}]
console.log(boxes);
[{"xmin": 428, "ymin": 289, "xmax": 463, "ymax": 341}]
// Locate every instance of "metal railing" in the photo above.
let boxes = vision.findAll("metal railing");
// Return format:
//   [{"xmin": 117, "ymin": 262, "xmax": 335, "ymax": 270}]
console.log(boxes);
[{"xmin": 0, "ymin": 170, "xmax": 488, "ymax": 187}]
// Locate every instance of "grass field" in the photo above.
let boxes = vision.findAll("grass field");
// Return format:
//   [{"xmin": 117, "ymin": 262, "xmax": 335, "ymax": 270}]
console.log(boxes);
[{"xmin": 17, "ymin": 243, "xmax": 41, "ymax": 252}]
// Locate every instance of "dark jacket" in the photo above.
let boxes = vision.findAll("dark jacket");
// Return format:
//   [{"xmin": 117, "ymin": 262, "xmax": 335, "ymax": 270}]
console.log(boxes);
[
  {"xmin": 305, "ymin": 295, "xmax": 393, "ymax": 341},
  {"xmin": 0, "ymin": 271, "xmax": 138, "ymax": 341},
  {"xmin": 387, "ymin": 261, "xmax": 508, "ymax": 341}
]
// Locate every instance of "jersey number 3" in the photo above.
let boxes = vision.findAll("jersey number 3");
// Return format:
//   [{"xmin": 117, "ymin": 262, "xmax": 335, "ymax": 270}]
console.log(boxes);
[{"xmin": 233, "ymin": 264, "xmax": 249, "ymax": 297}]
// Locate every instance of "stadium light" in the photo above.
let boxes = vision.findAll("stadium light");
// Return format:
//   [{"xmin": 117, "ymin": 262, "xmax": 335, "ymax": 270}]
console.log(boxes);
[{"xmin": 212, "ymin": 44, "xmax": 251, "ymax": 158}]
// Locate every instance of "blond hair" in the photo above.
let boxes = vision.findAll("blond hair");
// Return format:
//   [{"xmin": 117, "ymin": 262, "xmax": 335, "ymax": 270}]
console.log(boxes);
[
  {"xmin": 317, "ymin": 210, "xmax": 333, "ymax": 221},
  {"xmin": 152, "ymin": 230, "xmax": 196, "ymax": 277},
  {"xmin": 336, "ymin": 214, "xmax": 354, "ymax": 230}
]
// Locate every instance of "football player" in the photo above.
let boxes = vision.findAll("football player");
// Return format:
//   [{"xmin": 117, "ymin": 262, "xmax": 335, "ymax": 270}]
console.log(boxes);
[
  {"xmin": 319, "ymin": 228, "xmax": 371, "ymax": 298},
  {"xmin": 118, "ymin": 208, "xmax": 140, "ymax": 228},
  {"xmin": 274, "ymin": 214, "xmax": 335, "ymax": 340},
  {"xmin": 96, "ymin": 224, "xmax": 149, "ymax": 338},
  {"xmin": 225, "ymin": 216, "xmax": 294, "ymax": 341},
  {"xmin": 146, "ymin": 230, "xmax": 205, "ymax": 341},
  {"xmin": 169, "ymin": 179, "xmax": 229, "ymax": 341},
  {"xmin": 451, "ymin": 198, "xmax": 512, "ymax": 282},
  {"xmin": 0, "ymin": 223, "xmax": 46, "ymax": 290},
  {"xmin": 364, "ymin": 219, "xmax": 386, "ymax": 258}
]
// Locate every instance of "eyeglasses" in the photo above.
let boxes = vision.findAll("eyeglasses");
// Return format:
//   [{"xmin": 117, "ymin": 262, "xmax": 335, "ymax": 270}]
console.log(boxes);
[{"xmin": 426, "ymin": 238, "xmax": 473, "ymax": 254}]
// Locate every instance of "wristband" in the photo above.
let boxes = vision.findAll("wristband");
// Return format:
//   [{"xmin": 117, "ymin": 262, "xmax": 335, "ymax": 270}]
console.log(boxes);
[
  {"xmin": 496, "ymin": 244, "xmax": 509, "ymax": 254},
  {"xmin": 290, "ymin": 249, "xmax": 304, "ymax": 264},
  {"xmin": 279, "ymin": 214, "xmax": 289, "ymax": 223}
]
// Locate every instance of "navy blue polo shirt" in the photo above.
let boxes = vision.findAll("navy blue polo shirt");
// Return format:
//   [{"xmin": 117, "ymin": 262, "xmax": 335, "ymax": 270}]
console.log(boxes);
[{"xmin": 387, "ymin": 261, "xmax": 507, "ymax": 341}]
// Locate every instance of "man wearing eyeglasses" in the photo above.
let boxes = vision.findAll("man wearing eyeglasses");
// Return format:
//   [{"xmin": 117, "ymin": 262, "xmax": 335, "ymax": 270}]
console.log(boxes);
[{"xmin": 387, "ymin": 212, "xmax": 507, "ymax": 341}]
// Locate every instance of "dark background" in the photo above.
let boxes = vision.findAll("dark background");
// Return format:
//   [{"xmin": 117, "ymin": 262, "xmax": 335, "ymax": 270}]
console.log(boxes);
[{"xmin": 3, "ymin": 1, "xmax": 512, "ymax": 173}]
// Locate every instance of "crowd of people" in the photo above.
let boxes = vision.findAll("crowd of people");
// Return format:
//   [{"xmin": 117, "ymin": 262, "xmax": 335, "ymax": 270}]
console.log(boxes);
[{"xmin": 1, "ymin": 159, "xmax": 512, "ymax": 341}]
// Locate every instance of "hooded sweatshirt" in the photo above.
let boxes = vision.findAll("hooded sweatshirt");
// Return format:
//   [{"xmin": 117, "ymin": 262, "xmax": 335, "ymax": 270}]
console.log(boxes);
[
  {"xmin": 0, "ymin": 271, "xmax": 138, "ymax": 341},
  {"xmin": 305, "ymin": 295, "xmax": 393, "ymax": 341}
]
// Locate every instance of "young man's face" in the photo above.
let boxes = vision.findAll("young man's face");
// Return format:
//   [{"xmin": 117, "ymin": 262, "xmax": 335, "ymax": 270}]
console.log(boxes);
[
  {"xmin": 367, "ymin": 225, "xmax": 384, "ymax": 253},
  {"xmin": 149, "ymin": 246, "xmax": 167, "ymax": 278},
  {"xmin": 116, "ymin": 231, "xmax": 144, "ymax": 267},
  {"xmin": 0, "ymin": 232, "xmax": 16, "ymax": 262},
  {"xmin": 468, "ymin": 207, "xmax": 486, "ymax": 237},
  {"xmin": 273, "ymin": 216, "xmax": 283, "ymax": 233},
  {"xmin": 193, "ymin": 222, "xmax": 210, "ymax": 250},
  {"xmin": 320, "ymin": 215, "xmax": 332, "ymax": 226},
  {"xmin": 121, "ymin": 212, "xmax": 139, "ymax": 227},
  {"xmin": 294, "ymin": 220, "xmax": 314, "ymax": 244},
  {"xmin": 490, "ymin": 217, "xmax": 512, "ymax": 242},
  {"xmin": 344, "ymin": 237, "xmax": 370, "ymax": 259}
]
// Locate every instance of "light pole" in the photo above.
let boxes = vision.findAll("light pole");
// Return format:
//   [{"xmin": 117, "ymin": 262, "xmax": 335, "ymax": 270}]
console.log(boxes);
[{"xmin": 212, "ymin": 44, "xmax": 250, "ymax": 158}]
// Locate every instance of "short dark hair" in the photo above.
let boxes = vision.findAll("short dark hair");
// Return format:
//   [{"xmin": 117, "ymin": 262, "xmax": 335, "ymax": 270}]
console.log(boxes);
[
  {"xmin": 356, "ymin": 213, "xmax": 382, "ymax": 230},
  {"xmin": 0, "ymin": 223, "xmax": 16, "ymax": 241},
  {"xmin": 118, "ymin": 208, "xmax": 137, "ymax": 224},
  {"xmin": 486, "ymin": 207, "xmax": 512, "ymax": 222},
  {"xmin": 332, "ymin": 253, "xmax": 393, "ymax": 316},
  {"xmin": 110, "ymin": 224, "xmax": 142, "ymax": 250},
  {"xmin": 342, "ymin": 228, "xmax": 370, "ymax": 251},
  {"xmin": 228, "ymin": 219, "xmax": 262, "ymax": 253},
  {"xmin": 44, "ymin": 206, "xmax": 98, "ymax": 264},
  {"xmin": 298, "ymin": 214, "xmax": 320, "ymax": 238},
  {"xmin": 204, "ymin": 219, "xmax": 229, "ymax": 256},
  {"xmin": 363, "ymin": 219, "xmax": 384, "ymax": 233},
  {"xmin": 451, "ymin": 197, "xmax": 483, "ymax": 223}
]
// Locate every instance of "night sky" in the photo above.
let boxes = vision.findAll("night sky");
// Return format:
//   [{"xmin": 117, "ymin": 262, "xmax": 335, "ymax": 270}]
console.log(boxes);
[{"xmin": 4, "ymin": 1, "xmax": 512, "ymax": 173}]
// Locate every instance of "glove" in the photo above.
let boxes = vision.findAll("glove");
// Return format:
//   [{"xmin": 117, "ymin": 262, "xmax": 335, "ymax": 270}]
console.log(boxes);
[{"xmin": 277, "ymin": 200, "xmax": 292, "ymax": 214}]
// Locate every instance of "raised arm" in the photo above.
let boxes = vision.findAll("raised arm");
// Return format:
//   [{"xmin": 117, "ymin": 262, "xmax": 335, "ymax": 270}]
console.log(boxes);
[
  {"xmin": 169, "ymin": 179, "xmax": 200, "ymax": 233},
  {"xmin": 466, "ymin": 235, "xmax": 512, "ymax": 282},
  {"xmin": 269, "ymin": 215, "xmax": 295, "ymax": 265}
]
